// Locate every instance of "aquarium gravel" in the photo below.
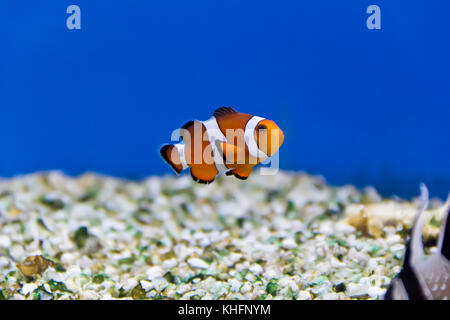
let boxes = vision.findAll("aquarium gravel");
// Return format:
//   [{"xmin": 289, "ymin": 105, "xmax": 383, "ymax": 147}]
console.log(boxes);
[{"xmin": 0, "ymin": 171, "xmax": 447, "ymax": 300}]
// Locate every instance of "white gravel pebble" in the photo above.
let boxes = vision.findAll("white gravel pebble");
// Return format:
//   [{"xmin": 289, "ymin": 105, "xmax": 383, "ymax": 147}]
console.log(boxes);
[
  {"xmin": 346, "ymin": 283, "xmax": 369, "ymax": 297},
  {"xmin": 297, "ymin": 291, "xmax": 312, "ymax": 300},
  {"xmin": 0, "ymin": 235, "xmax": 11, "ymax": 248},
  {"xmin": 187, "ymin": 257, "xmax": 209, "ymax": 269},
  {"xmin": 249, "ymin": 264, "xmax": 263, "ymax": 275},
  {"xmin": 281, "ymin": 238, "xmax": 297, "ymax": 249},
  {"xmin": 21, "ymin": 283, "xmax": 37, "ymax": 296},
  {"xmin": 368, "ymin": 286, "xmax": 386, "ymax": 298},
  {"xmin": 146, "ymin": 266, "xmax": 164, "ymax": 280}
]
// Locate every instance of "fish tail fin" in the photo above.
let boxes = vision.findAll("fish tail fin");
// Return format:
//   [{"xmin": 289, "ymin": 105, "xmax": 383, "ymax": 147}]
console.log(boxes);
[{"xmin": 160, "ymin": 143, "xmax": 188, "ymax": 175}]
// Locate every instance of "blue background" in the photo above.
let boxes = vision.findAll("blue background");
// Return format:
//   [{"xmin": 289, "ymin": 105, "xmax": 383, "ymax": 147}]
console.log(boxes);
[{"xmin": 1, "ymin": 1, "xmax": 449, "ymax": 199}]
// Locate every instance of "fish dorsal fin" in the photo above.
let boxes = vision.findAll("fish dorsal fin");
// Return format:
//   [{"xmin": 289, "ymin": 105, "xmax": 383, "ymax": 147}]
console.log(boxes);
[
  {"xmin": 213, "ymin": 107, "xmax": 237, "ymax": 118},
  {"xmin": 409, "ymin": 183, "xmax": 429, "ymax": 266},
  {"xmin": 437, "ymin": 194, "xmax": 450, "ymax": 260}
]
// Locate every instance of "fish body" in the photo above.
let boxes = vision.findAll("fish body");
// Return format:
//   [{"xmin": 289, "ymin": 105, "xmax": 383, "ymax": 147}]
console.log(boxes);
[
  {"xmin": 160, "ymin": 107, "xmax": 284, "ymax": 183},
  {"xmin": 385, "ymin": 185, "xmax": 450, "ymax": 300}
]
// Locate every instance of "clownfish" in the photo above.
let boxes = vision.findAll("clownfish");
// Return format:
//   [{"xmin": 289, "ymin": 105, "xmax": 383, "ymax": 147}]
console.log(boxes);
[
  {"xmin": 160, "ymin": 107, "xmax": 284, "ymax": 184},
  {"xmin": 385, "ymin": 184, "xmax": 450, "ymax": 300}
]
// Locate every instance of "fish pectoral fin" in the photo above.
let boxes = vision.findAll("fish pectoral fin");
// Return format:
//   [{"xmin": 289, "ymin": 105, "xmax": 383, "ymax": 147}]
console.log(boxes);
[
  {"xmin": 190, "ymin": 165, "xmax": 217, "ymax": 184},
  {"xmin": 216, "ymin": 142, "xmax": 246, "ymax": 165},
  {"xmin": 225, "ymin": 166, "xmax": 254, "ymax": 180}
]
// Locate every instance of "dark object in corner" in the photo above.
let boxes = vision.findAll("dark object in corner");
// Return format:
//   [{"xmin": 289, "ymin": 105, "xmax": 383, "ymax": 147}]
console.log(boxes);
[{"xmin": 385, "ymin": 185, "xmax": 450, "ymax": 300}]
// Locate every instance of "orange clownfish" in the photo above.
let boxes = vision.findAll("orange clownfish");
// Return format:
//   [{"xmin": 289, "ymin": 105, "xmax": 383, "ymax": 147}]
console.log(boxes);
[{"xmin": 160, "ymin": 107, "xmax": 285, "ymax": 184}]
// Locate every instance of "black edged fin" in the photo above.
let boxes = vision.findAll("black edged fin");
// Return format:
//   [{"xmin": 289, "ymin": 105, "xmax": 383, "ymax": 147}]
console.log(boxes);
[
  {"xmin": 181, "ymin": 120, "xmax": 195, "ymax": 130},
  {"xmin": 213, "ymin": 106, "xmax": 237, "ymax": 118},
  {"xmin": 179, "ymin": 120, "xmax": 195, "ymax": 141},
  {"xmin": 439, "ymin": 205, "xmax": 450, "ymax": 260},
  {"xmin": 160, "ymin": 144, "xmax": 182, "ymax": 175},
  {"xmin": 233, "ymin": 173, "xmax": 248, "ymax": 180},
  {"xmin": 224, "ymin": 168, "xmax": 248, "ymax": 180},
  {"xmin": 190, "ymin": 170, "xmax": 214, "ymax": 184}
]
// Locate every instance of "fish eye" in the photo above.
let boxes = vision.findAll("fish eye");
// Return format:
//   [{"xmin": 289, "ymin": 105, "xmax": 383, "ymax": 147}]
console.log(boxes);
[{"xmin": 257, "ymin": 124, "xmax": 267, "ymax": 131}]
